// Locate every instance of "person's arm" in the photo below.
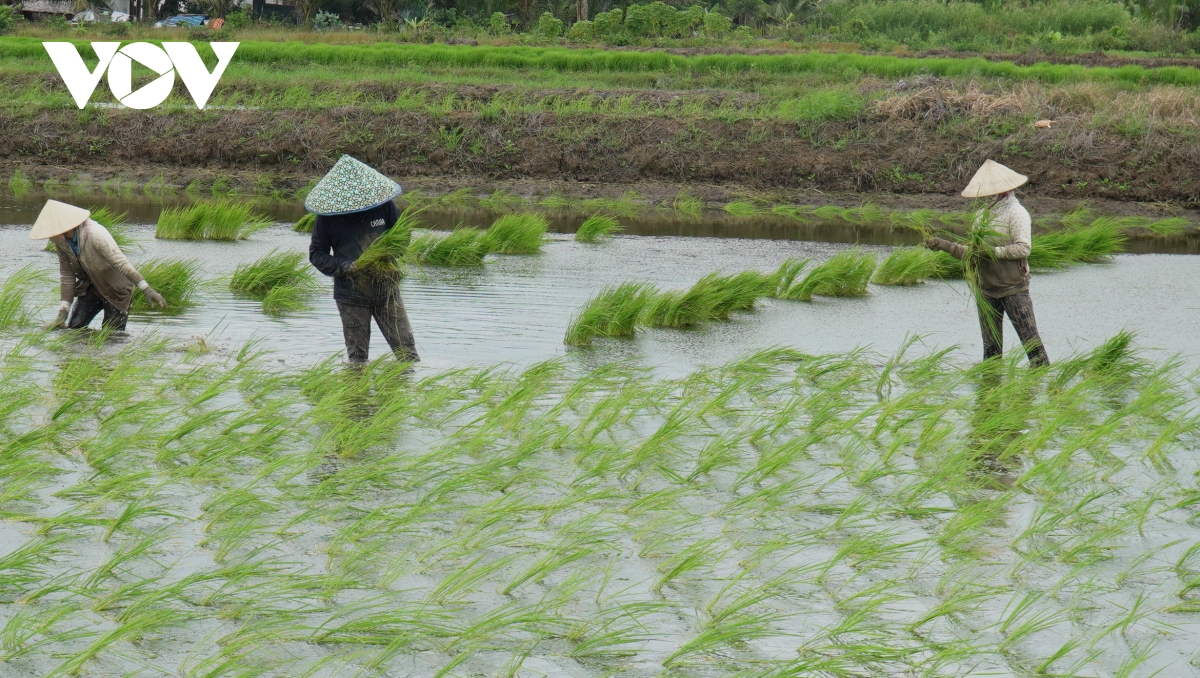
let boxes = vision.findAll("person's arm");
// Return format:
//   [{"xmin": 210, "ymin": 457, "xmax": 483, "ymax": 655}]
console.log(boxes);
[
  {"xmin": 309, "ymin": 216, "xmax": 355, "ymax": 276},
  {"xmin": 992, "ymin": 204, "xmax": 1032, "ymax": 259},
  {"xmin": 48, "ymin": 242, "xmax": 75, "ymax": 328},
  {"xmin": 91, "ymin": 224, "xmax": 166, "ymax": 307},
  {"xmin": 925, "ymin": 237, "xmax": 966, "ymax": 260}
]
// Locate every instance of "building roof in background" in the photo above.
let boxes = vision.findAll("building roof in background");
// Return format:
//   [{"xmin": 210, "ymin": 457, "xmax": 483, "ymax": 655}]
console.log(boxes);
[{"xmin": 21, "ymin": 0, "xmax": 76, "ymax": 13}]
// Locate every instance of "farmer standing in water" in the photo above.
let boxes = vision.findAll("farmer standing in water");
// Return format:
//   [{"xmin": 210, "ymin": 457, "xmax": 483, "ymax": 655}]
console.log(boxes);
[
  {"xmin": 924, "ymin": 160, "xmax": 1049, "ymax": 367},
  {"xmin": 30, "ymin": 200, "xmax": 167, "ymax": 331},
  {"xmin": 306, "ymin": 155, "xmax": 418, "ymax": 364}
]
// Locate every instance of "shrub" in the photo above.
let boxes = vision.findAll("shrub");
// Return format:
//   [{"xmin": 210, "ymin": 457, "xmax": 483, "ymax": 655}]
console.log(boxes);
[
  {"xmin": 593, "ymin": 8, "xmax": 626, "ymax": 40},
  {"xmin": 703, "ymin": 8, "xmax": 732, "ymax": 37},
  {"xmin": 0, "ymin": 6, "xmax": 15, "ymax": 33},
  {"xmin": 225, "ymin": 9, "xmax": 252, "ymax": 29},
  {"xmin": 536, "ymin": 12, "xmax": 564, "ymax": 38},
  {"xmin": 313, "ymin": 11, "xmax": 342, "ymax": 31},
  {"xmin": 567, "ymin": 19, "xmax": 596, "ymax": 41},
  {"xmin": 488, "ymin": 12, "xmax": 511, "ymax": 35}
]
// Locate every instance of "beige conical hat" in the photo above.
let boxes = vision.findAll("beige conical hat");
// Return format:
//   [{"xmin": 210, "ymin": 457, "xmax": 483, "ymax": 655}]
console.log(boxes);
[
  {"xmin": 961, "ymin": 160, "xmax": 1027, "ymax": 198},
  {"xmin": 29, "ymin": 200, "xmax": 90, "ymax": 240}
]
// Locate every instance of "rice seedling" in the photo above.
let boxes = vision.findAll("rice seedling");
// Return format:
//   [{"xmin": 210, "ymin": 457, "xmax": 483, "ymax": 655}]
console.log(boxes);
[
  {"xmin": 128, "ymin": 259, "xmax": 201, "ymax": 314},
  {"xmin": 479, "ymin": 213, "xmax": 547, "ymax": 254},
  {"xmin": 574, "ymin": 215, "xmax": 622, "ymax": 243},
  {"xmin": 778, "ymin": 249, "xmax": 876, "ymax": 301},
  {"xmin": 292, "ymin": 213, "xmax": 316, "ymax": 233},
  {"xmin": 672, "ymin": 190, "xmax": 704, "ymax": 216},
  {"xmin": 0, "ymin": 264, "xmax": 47, "ymax": 331},
  {"xmin": 565, "ymin": 282, "xmax": 657, "ymax": 346},
  {"xmin": 1029, "ymin": 218, "xmax": 1127, "ymax": 270},
  {"xmin": 871, "ymin": 247, "xmax": 946, "ymax": 285},
  {"xmin": 723, "ymin": 201, "xmax": 765, "ymax": 217},
  {"xmin": 354, "ymin": 208, "xmax": 420, "ymax": 278},
  {"xmin": 155, "ymin": 199, "xmax": 272, "ymax": 240},
  {"xmin": 408, "ymin": 227, "xmax": 489, "ymax": 266},
  {"xmin": 8, "ymin": 168, "xmax": 33, "ymax": 196},
  {"xmin": 230, "ymin": 250, "xmax": 320, "ymax": 315},
  {"xmin": 479, "ymin": 189, "xmax": 525, "ymax": 211}
]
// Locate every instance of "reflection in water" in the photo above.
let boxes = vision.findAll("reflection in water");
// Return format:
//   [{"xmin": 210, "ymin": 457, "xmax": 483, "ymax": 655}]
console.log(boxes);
[{"xmin": 966, "ymin": 363, "xmax": 1034, "ymax": 489}]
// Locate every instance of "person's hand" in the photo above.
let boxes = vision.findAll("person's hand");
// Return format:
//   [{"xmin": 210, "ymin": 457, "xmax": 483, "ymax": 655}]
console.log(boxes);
[
  {"xmin": 347, "ymin": 262, "xmax": 360, "ymax": 275},
  {"xmin": 924, "ymin": 237, "xmax": 940, "ymax": 251},
  {"xmin": 144, "ymin": 287, "xmax": 167, "ymax": 309},
  {"xmin": 45, "ymin": 309, "xmax": 68, "ymax": 331}
]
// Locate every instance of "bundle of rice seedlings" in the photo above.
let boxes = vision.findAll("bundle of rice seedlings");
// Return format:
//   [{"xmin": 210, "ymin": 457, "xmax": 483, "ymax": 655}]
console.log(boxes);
[
  {"xmin": 293, "ymin": 213, "xmax": 316, "ymax": 233},
  {"xmin": 479, "ymin": 213, "xmax": 547, "ymax": 254},
  {"xmin": 779, "ymin": 249, "xmax": 876, "ymax": 301},
  {"xmin": 155, "ymin": 200, "xmax": 271, "ymax": 241},
  {"xmin": 928, "ymin": 250, "xmax": 965, "ymax": 278},
  {"xmin": 1146, "ymin": 217, "xmax": 1189, "ymax": 236},
  {"xmin": 871, "ymin": 247, "xmax": 945, "ymax": 285},
  {"xmin": 1028, "ymin": 219, "xmax": 1125, "ymax": 270},
  {"xmin": 230, "ymin": 250, "xmax": 319, "ymax": 314},
  {"xmin": 842, "ymin": 203, "xmax": 886, "ymax": 225},
  {"xmin": 724, "ymin": 201, "xmax": 764, "ymax": 217},
  {"xmin": 8, "ymin": 168, "xmax": 33, "ymax": 196},
  {"xmin": 706, "ymin": 271, "xmax": 777, "ymax": 317},
  {"xmin": 408, "ymin": 227, "xmax": 488, "ymax": 266},
  {"xmin": 771, "ymin": 205, "xmax": 817, "ymax": 223},
  {"xmin": 672, "ymin": 191, "xmax": 703, "ymax": 216},
  {"xmin": 355, "ymin": 209, "xmax": 419, "ymax": 278},
  {"xmin": 642, "ymin": 272, "xmax": 768, "ymax": 328},
  {"xmin": 129, "ymin": 259, "xmax": 201, "ymax": 314},
  {"xmin": 261, "ymin": 285, "xmax": 311, "ymax": 316},
  {"xmin": 564, "ymin": 282, "xmax": 657, "ymax": 346},
  {"xmin": 574, "ymin": 215, "xmax": 622, "ymax": 243},
  {"xmin": 772, "ymin": 258, "xmax": 810, "ymax": 295}
]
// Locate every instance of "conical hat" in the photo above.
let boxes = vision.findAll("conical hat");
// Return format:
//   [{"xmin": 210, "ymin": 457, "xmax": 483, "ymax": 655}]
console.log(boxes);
[
  {"xmin": 29, "ymin": 200, "xmax": 90, "ymax": 240},
  {"xmin": 304, "ymin": 155, "xmax": 402, "ymax": 216},
  {"xmin": 961, "ymin": 160, "xmax": 1027, "ymax": 198}
]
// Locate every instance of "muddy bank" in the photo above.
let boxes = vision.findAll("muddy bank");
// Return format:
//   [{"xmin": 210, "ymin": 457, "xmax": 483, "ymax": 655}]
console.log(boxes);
[{"xmin": 4, "ymin": 104, "xmax": 1198, "ymax": 208}]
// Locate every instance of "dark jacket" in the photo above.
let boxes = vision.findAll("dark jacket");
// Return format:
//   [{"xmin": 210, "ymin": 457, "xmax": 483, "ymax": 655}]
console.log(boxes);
[
  {"xmin": 930, "ymin": 237, "xmax": 1030, "ymax": 299},
  {"xmin": 308, "ymin": 201, "xmax": 399, "ymax": 306}
]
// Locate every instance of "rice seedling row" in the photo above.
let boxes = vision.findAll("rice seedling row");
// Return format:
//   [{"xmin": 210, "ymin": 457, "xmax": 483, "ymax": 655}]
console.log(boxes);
[{"xmin": 0, "ymin": 321, "xmax": 1197, "ymax": 676}]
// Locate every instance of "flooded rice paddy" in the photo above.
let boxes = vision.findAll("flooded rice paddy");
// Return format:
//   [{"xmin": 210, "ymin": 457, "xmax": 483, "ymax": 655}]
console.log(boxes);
[{"xmin": 2, "ymin": 195, "xmax": 1200, "ymax": 677}]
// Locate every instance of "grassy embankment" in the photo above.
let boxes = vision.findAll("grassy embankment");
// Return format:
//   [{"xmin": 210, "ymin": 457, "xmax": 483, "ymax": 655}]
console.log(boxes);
[{"xmin": 2, "ymin": 36, "xmax": 1200, "ymax": 206}]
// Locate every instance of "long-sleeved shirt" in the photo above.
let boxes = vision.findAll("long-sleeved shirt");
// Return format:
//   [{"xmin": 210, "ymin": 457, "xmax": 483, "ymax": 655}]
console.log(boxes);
[
  {"xmin": 929, "ymin": 193, "xmax": 1032, "ymax": 299},
  {"xmin": 51, "ymin": 219, "xmax": 146, "ymax": 313},
  {"xmin": 308, "ymin": 200, "xmax": 400, "ymax": 307}
]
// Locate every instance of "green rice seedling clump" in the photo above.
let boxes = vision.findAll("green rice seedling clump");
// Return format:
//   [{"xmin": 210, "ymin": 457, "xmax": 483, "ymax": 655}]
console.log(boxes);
[
  {"xmin": 723, "ymin": 201, "xmax": 764, "ymax": 217},
  {"xmin": 155, "ymin": 199, "xmax": 271, "ymax": 241},
  {"xmin": 575, "ymin": 215, "xmax": 622, "ymax": 243},
  {"xmin": 355, "ymin": 209, "xmax": 419, "ymax": 277},
  {"xmin": 293, "ymin": 213, "xmax": 316, "ymax": 233},
  {"xmin": 872, "ymin": 247, "xmax": 945, "ymax": 286},
  {"xmin": 479, "ymin": 213, "xmax": 547, "ymax": 254},
  {"xmin": 408, "ymin": 227, "xmax": 489, "ymax": 266},
  {"xmin": 0, "ymin": 264, "xmax": 46, "ymax": 330},
  {"xmin": 780, "ymin": 249, "xmax": 876, "ymax": 301},
  {"xmin": 129, "ymin": 259, "xmax": 201, "ymax": 314},
  {"xmin": 565, "ymin": 282, "xmax": 657, "ymax": 345},
  {"xmin": 641, "ymin": 272, "xmax": 773, "ymax": 328},
  {"xmin": 1029, "ymin": 219, "xmax": 1126, "ymax": 270},
  {"xmin": 230, "ymin": 250, "xmax": 319, "ymax": 314}
]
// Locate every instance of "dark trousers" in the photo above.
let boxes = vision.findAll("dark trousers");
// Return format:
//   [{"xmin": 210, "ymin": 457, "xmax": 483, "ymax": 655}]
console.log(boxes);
[
  {"xmin": 977, "ymin": 291, "xmax": 1049, "ymax": 367},
  {"xmin": 336, "ymin": 297, "xmax": 418, "ymax": 364},
  {"xmin": 68, "ymin": 287, "xmax": 127, "ymax": 331}
]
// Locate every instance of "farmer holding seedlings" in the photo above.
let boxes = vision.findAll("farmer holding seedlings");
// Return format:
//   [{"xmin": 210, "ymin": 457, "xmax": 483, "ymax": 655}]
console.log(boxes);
[
  {"xmin": 306, "ymin": 155, "xmax": 419, "ymax": 364},
  {"xmin": 924, "ymin": 160, "xmax": 1049, "ymax": 367},
  {"xmin": 30, "ymin": 200, "xmax": 167, "ymax": 331}
]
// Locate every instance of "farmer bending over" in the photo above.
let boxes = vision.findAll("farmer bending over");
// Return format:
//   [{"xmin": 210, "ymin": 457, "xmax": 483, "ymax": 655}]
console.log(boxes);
[
  {"xmin": 924, "ymin": 160, "xmax": 1049, "ymax": 367},
  {"xmin": 30, "ymin": 200, "xmax": 166, "ymax": 331},
  {"xmin": 307, "ymin": 155, "xmax": 418, "ymax": 364}
]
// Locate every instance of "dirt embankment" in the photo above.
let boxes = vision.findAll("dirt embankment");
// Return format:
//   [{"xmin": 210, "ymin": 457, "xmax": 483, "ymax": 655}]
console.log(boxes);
[{"xmin": 3, "ymin": 99, "xmax": 1198, "ymax": 209}]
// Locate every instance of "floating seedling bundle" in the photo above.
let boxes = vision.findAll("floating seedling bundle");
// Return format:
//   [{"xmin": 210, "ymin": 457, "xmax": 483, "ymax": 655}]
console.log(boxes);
[
  {"xmin": 129, "ymin": 259, "xmax": 201, "ymax": 314},
  {"xmin": 408, "ymin": 227, "xmax": 489, "ymax": 266},
  {"xmin": 479, "ymin": 213, "xmax": 547, "ymax": 254},
  {"xmin": 575, "ymin": 215, "xmax": 622, "ymax": 243},
  {"xmin": 156, "ymin": 200, "xmax": 272, "ymax": 241},
  {"xmin": 777, "ymin": 249, "xmax": 876, "ymax": 301},
  {"xmin": 230, "ymin": 249, "xmax": 320, "ymax": 315}
]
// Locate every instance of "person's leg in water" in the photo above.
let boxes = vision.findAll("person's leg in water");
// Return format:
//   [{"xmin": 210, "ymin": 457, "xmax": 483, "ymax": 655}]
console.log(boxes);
[
  {"xmin": 336, "ymin": 301, "xmax": 373, "ymax": 364},
  {"xmin": 100, "ymin": 296, "xmax": 128, "ymax": 332},
  {"xmin": 976, "ymin": 294, "xmax": 1005, "ymax": 362},
  {"xmin": 372, "ymin": 295, "xmax": 418, "ymax": 362},
  {"xmin": 67, "ymin": 287, "xmax": 104, "ymax": 329},
  {"xmin": 1001, "ymin": 291, "xmax": 1049, "ymax": 367}
]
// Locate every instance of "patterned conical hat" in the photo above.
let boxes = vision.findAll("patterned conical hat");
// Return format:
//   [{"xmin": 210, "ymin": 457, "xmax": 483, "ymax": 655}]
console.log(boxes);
[
  {"xmin": 304, "ymin": 155, "xmax": 402, "ymax": 216},
  {"xmin": 961, "ymin": 160, "xmax": 1027, "ymax": 198}
]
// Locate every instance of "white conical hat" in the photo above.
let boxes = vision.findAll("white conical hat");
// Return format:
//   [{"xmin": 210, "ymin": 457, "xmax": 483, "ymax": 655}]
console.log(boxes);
[
  {"xmin": 961, "ymin": 160, "xmax": 1027, "ymax": 198},
  {"xmin": 29, "ymin": 200, "xmax": 90, "ymax": 240}
]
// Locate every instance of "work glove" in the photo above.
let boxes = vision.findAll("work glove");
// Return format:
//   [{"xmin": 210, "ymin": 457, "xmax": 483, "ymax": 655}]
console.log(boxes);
[
  {"xmin": 143, "ymin": 287, "xmax": 167, "ymax": 309},
  {"xmin": 45, "ymin": 309, "xmax": 68, "ymax": 331}
]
